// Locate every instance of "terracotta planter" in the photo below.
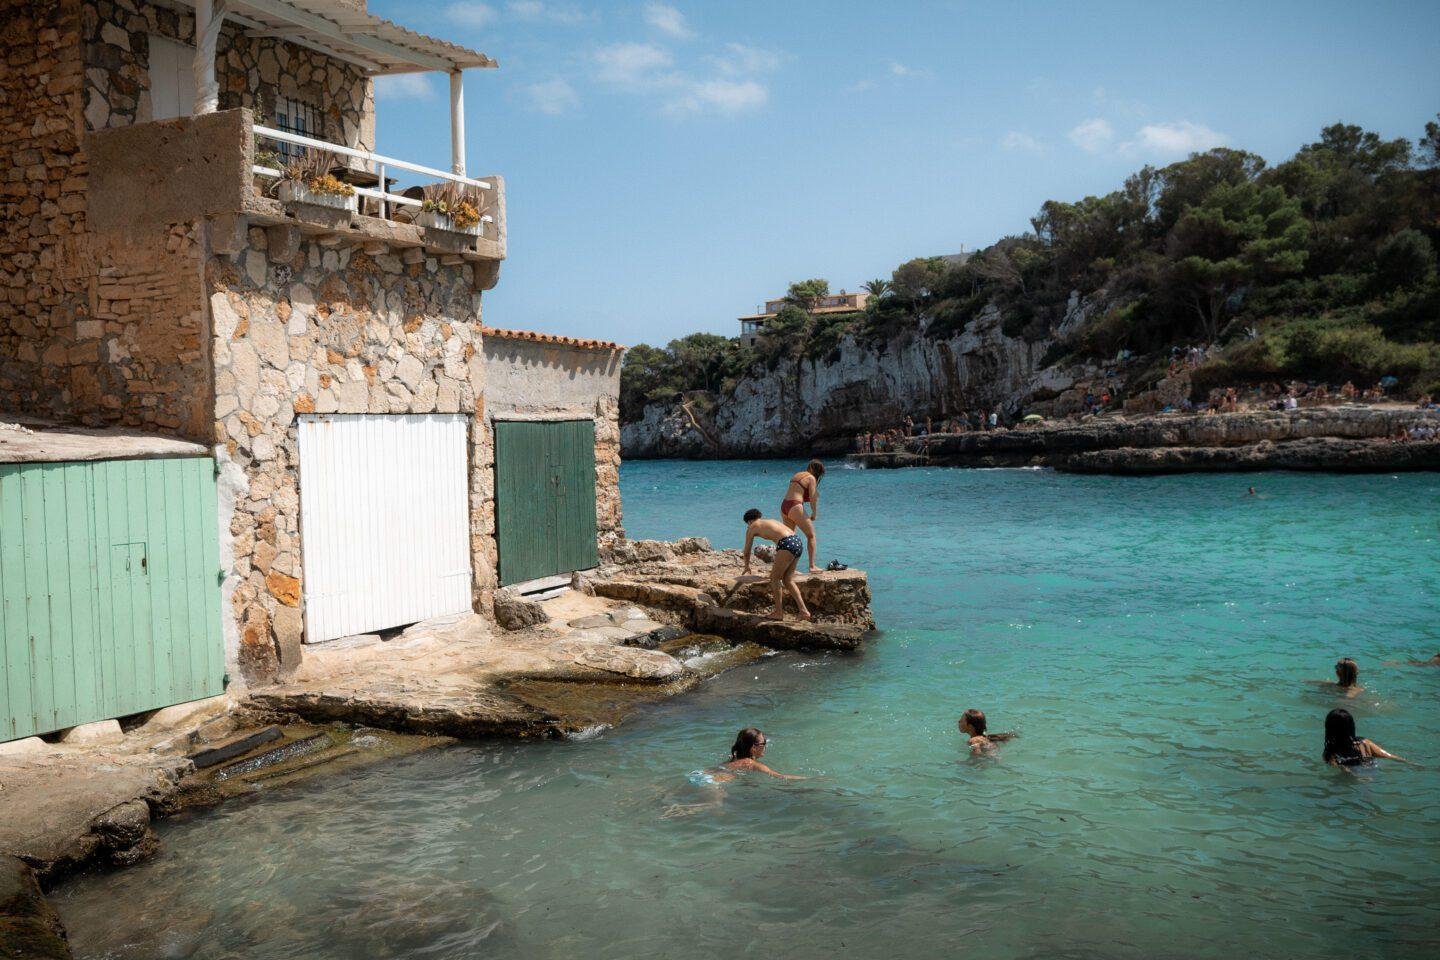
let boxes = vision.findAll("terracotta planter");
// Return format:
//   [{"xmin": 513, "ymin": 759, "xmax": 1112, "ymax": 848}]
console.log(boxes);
[
  {"xmin": 415, "ymin": 209, "xmax": 483, "ymax": 236},
  {"xmin": 276, "ymin": 181, "xmax": 357, "ymax": 212}
]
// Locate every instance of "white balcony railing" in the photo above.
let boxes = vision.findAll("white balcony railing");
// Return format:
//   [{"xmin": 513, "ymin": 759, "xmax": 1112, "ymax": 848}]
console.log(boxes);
[{"xmin": 250, "ymin": 124, "xmax": 495, "ymax": 236}]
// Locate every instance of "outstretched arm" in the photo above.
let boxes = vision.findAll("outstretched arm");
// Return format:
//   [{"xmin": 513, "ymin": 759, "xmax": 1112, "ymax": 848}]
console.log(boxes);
[
  {"xmin": 741, "ymin": 530, "xmax": 755, "ymax": 575},
  {"xmin": 1363, "ymin": 739, "xmax": 1407, "ymax": 762},
  {"xmin": 753, "ymin": 761, "xmax": 806, "ymax": 781}
]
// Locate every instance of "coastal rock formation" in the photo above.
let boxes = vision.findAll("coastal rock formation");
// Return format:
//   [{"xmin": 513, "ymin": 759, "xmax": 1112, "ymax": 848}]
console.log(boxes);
[
  {"xmin": 622, "ymin": 302, "xmax": 1095, "ymax": 458},
  {"xmin": 0, "ymin": 857, "xmax": 71, "ymax": 960},
  {"xmin": 861, "ymin": 407, "xmax": 1440, "ymax": 473}
]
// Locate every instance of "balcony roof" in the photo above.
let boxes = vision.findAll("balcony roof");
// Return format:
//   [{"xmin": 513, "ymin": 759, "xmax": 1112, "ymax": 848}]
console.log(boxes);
[{"xmin": 170, "ymin": 0, "xmax": 497, "ymax": 74}]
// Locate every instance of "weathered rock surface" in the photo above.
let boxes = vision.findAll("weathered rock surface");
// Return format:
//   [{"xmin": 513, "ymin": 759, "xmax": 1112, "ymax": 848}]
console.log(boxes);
[
  {"xmin": 494, "ymin": 590, "xmax": 549, "ymax": 631},
  {"xmin": 691, "ymin": 606, "xmax": 869, "ymax": 651},
  {"xmin": 622, "ymin": 305, "xmax": 1074, "ymax": 458},
  {"xmin": 867, "ymin": 407, "xmax": 1440, "ymax": 473},
  {"xmin": 0, "ymin": 857, "xmax": 71, "ymax": 960}
]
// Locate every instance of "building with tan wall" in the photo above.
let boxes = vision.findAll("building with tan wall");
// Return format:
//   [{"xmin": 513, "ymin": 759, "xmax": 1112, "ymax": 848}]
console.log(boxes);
[
  {"xmin": 738, "ymin": 290, "xmax": 870, "ymax": 347},
  {"xmin": 0, "ymin": 0, "xmax": 623, "ymax": 694}
]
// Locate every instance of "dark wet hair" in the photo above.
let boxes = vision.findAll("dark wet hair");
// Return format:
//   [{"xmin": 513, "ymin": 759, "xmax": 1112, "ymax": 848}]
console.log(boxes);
[
  {"xmin": 960, "ymin": 709, "xmax": 1015, "ymax": 742},
  {"xmin": 807, "ymin": 459, "xmax": 825, "ymax": 478},
  {"xmin": 730, "ymin": 727, "xmax": 766, "ymax": 760},
  {"xmin": 743, "ymin": 508, "xmax": 762, "ymax": 523},
  {"xmin": 1334, "ymin": 657, "xmax": 1359, "ymax": 687},
  {"xmin": 1323, "ymin": 708, "xmax": 1363, "ymax": 764}
]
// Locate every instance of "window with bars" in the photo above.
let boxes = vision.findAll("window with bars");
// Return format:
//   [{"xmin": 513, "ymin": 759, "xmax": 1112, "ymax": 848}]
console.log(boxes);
[{"xmin": 273, "ymin": 96, "xmax": 323, "ymax": 157}]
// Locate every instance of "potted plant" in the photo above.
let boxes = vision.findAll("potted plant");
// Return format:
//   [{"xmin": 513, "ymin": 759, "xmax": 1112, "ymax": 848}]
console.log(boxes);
[
  {"xmin": 415, "ymin": 182, "xmax": 486, "ymax": 236},
  {"xmin": 272, "ymin": 149, "xmax": 357, "ymax": 212}
]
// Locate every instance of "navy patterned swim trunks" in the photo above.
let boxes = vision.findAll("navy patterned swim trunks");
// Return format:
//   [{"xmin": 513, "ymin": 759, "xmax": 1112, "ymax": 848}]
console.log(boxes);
[{"xmin": 776, "ymin": 533, "xmax": 804, "ymax": 557}]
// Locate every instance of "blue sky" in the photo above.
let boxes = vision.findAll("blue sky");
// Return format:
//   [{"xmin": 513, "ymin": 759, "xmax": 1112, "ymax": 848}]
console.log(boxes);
[{"xmin": 365, "ymin": 0, "xmax": 1440, "ymax": 348}]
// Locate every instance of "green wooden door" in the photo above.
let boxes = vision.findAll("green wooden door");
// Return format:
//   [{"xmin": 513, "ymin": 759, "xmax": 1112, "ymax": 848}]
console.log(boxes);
[
  {"xmin": 495, "ymin": 420, "xmax": 599, "ymax": 586},
  {"xmin": 0, "ymin": 458, "xmax": 223, "ymax": 742}
]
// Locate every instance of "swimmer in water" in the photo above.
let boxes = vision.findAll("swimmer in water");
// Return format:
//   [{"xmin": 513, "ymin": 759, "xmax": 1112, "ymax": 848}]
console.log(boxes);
[
  {"xmin": 958, "ymin": 709, "xmax": 1016, "ymax": 756},
  {"xmin": 711, "ymin": 727, "xmax": 806, "ymax": 781},
  {"xmin": 1247, "ymin": 486, "xmax": 1257, "ymax": 496},
  {"xmin": 1323, "ymin": 708, "xmax": 1405, "ymax": 768},
  {"xmin": 1333, "ymin": 657, "xmax": 1364, "ymax": 698}
]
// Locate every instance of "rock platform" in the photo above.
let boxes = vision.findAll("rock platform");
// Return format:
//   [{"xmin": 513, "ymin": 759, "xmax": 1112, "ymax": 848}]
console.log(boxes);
[{"xmin": 849, "ymin": 406, "xmax": 1440, "ymax": 474}]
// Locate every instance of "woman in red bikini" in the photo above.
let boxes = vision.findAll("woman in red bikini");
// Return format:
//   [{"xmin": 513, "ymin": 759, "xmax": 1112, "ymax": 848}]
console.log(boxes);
[{"xmin": 780, "ymin": 459, "xmax": 824, "ymax": 574}]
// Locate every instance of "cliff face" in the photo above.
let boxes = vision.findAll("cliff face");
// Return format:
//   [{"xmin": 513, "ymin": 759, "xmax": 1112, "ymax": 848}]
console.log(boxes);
[{"xmin": 623, "ymin": 298, "xmax": 1098, "ymax": 458}]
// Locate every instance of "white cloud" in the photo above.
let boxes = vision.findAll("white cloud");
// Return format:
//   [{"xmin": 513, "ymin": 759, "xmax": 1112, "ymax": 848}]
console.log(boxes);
[
  {"xmin": 1123, "ymin": 120, "xmax": 1227, "ymax": 157},
  {"xmin": 508, "ymin": 0, "xmax": 590, "ymax": 24},
  {"xmin": 889, "ymin": 61, "xmax": 917, "ymax": 77},
  {"xmin": 444, "ymin": 2, "xmax": 498, "ymax": 27},
  {"xmin": 1000, "ymin": 131, "xmax": 1045, "ymax": 154},
  {"xmin": 707, "ymin": 42, "xmax": 781, "ymax": 77},
  {"xmin": 644, "ymin": 3, "xmax": 694, "ymax": 40},
  {"xmin": 1069, "ymin": 117, "xmax": 1114, "ymax": 153},
  {"xmin": 667, "ymin": 78, "xmax": 766, "ymax": 115},
  {"xmin": 375, "ymin": 73, "xmax": 435, "ymax": 100},
  {"xmin": 846, "ymin": 78, "xmax": 874, "ymax": 93},
  {"xmin": 592, "ymin": 41, "xmax": 673, "ymax": 87},
  {"xmin": 521, "ymin": 78, "xmax": 579, "ymax": 115}
]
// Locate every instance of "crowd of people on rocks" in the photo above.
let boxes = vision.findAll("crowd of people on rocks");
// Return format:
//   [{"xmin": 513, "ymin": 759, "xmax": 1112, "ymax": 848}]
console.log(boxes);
[{"xmin": 853, "ymin": 410, "xmax": 1008, "ymax": 453}]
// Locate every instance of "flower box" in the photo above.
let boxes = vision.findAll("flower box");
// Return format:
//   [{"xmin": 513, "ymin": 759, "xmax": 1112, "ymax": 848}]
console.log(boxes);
[
  {"xmin": 415, "ymin": 209, "xmax": 483, "ymax": 236},
  {"xmin": 276, "ymin": 181, "xmax": 357, "ymax": 212}
]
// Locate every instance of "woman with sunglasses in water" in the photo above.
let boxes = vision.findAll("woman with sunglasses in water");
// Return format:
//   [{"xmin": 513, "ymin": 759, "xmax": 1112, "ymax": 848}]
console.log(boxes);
[{"xmin": 709, "ymin": 728, "xmax": 806, "ymax": 782}]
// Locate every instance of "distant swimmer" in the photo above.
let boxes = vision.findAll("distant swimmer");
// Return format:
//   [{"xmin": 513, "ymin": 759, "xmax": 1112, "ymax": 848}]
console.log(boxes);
[
  {"xmin": 1247, "ymin": 486, "xmax": 1257, "ymax": 496},
  {"xmin": 741, "ymin": 509, "xmax": 814, "ymax": 622},
  {"xmin": 1323, "ymin": 708, "xmax": 1405, "ymax": 768},
  {"xmin": 958, "ymin": 709, "xmax": 1016, "ymax": 756},
  {"xmin": 712, "ymin": 728, "xmax": 805, "ymax": 781},
  {"xmin": 1333, "ymin": 657, "xmax": 1364, "ymax": 699}
]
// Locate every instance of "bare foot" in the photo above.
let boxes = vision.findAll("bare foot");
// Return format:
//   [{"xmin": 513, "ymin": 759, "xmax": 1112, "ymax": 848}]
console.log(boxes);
[
  {"xmin": 807, "ymin": 567, "xmax": 821, "ymax": 575},
  {"xmin": 800, "ymin": 612, "xmax": 815, "ymax": 623},
  {"xmin": 767, "ymin": 611, "xmax": 786, "ymax": 621}
]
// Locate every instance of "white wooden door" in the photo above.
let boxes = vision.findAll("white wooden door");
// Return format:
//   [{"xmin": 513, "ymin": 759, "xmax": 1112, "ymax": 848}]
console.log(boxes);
[
  {"xmin": 147, "ymin": 35, "xmax": 197, "ymax": 121},
  {"xmin": 297, "ymin": 414, "xmax": 472, "ymax": 643}
]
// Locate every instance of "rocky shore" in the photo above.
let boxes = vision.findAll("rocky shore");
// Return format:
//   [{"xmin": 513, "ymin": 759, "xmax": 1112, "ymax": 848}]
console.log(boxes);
[
  {"xmin": 852, "ymin": 406, "xmax": 1440, "ymax": 474},
  {"xmin": 1, "ymin": 539, "xmax": 874, "ymax": 956}
]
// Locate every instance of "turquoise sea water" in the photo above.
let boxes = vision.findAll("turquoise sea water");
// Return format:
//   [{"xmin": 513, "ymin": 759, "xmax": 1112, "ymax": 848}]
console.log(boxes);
[{"xmin": 55, "ymin": 463, "xmax": 1440, "ymax": 960}]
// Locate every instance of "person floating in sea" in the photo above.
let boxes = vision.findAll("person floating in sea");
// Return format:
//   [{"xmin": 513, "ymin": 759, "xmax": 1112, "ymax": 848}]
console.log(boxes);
[
  {"xmin": 711, "ymin": 727, "xmax": 805, "ymax": 781},
  {"xmin": 741, "ymin": 509, "xmax": 814, "ymax": 622},
  {"xmin": 1331, "ymin": 657, "xmax": 1364, "ymax": 699},
  {"xmin": 780, "ymin": 459, "xmax": 824, "ymax": 574},
  {"xmin": 1323, "ymin": 708, "xmax": 1405, "ymax": 768},
  {"xmin": 958, "ymin": 709, "xmax": 1016, "ymax": 756},
  {"xmin": 1246, "ymin": 486, "xmax": 1257, "ymax": 497}
]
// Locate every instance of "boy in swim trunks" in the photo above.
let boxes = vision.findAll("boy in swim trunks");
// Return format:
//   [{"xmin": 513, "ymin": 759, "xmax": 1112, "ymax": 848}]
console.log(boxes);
[{"xmin": 740, "ymin": 508, "xmax": 814, "ymax": 622}]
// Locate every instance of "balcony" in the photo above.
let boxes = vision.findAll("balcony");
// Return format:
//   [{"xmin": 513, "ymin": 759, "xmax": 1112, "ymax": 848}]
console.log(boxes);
[
  {"xmin": 248, "ymin": 121, "xmax": 506, "ymax": 261},
  {"xmin": 85, "ymin": 108, "xmax": 506, "ymax": 273}
]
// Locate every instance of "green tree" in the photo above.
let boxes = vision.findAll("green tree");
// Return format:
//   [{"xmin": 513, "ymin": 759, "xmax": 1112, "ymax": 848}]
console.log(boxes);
[
  {"xmin": 1166, "ymin": 181, "xmax": 1308, "ymax": 340},
  {"xmin": 783, "ymin": 278, "xmax": 830, "ymax": 312}
]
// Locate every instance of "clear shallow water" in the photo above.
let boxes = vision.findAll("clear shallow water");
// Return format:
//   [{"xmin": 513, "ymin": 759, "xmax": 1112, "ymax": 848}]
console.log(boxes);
[{"xmin": 56, "ymin": 463, "xmax": 1440, "ymax": 960}]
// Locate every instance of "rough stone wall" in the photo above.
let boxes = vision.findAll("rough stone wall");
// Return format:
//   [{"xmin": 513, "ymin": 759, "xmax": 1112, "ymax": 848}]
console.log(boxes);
[
  {"xmin": 1, "ymin": 3, "xmax": 225, "ymax": 441},
  {"xmin": 83, "ymin": 0, "xmax": 375, "ymax": 153},
  {"xmin": 0, "ymin": 0, "xmax": 87, "ymax": 422},
  {"xmin": 209, "ymin": 235, "xmax": 486, "ymax": 684},
  {"xmin": 480, "ymin": 337, "xmax": 624, "ymax": 562}
]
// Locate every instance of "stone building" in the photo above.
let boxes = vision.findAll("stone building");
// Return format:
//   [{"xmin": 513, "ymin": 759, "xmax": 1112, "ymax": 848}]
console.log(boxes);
[{"xmin": 0, "ymin": 0, "xmax": 624, "ymax": 691}]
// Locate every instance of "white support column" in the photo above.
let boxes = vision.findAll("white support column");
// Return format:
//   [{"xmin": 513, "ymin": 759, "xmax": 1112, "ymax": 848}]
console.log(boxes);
[
  {"xmin": 193, "ymin": 0, "xmax": 226, "ymax": 114},
  {"xmin": 449, "ymin": 70, "xmax": 466, "ymax": 176}
]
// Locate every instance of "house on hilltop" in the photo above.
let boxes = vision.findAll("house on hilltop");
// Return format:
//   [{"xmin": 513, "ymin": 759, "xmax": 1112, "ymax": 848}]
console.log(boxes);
[
  {"xmin": 737, "ymin": 289, "xmax": 870, "ymax": 347},
  {"xmin": 0, "ymin": 0, "xmax": 623, "ymax": 740}
]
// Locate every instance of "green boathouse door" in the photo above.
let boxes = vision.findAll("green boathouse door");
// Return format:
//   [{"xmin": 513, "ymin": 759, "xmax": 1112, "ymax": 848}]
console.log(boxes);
[
  {"xmin": 0, "ymin": 458, "xmax": 224, "ymax": 742},
  {"xmin": 495, "ymin": 420, "xmax": 599, "ymax": 587}
]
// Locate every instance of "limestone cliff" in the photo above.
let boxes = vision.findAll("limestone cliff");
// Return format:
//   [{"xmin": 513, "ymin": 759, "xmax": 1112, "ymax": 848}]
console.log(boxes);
[{"xmin": 623, "ymin": 296, "xmax": 1101, "ymax": 459}]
